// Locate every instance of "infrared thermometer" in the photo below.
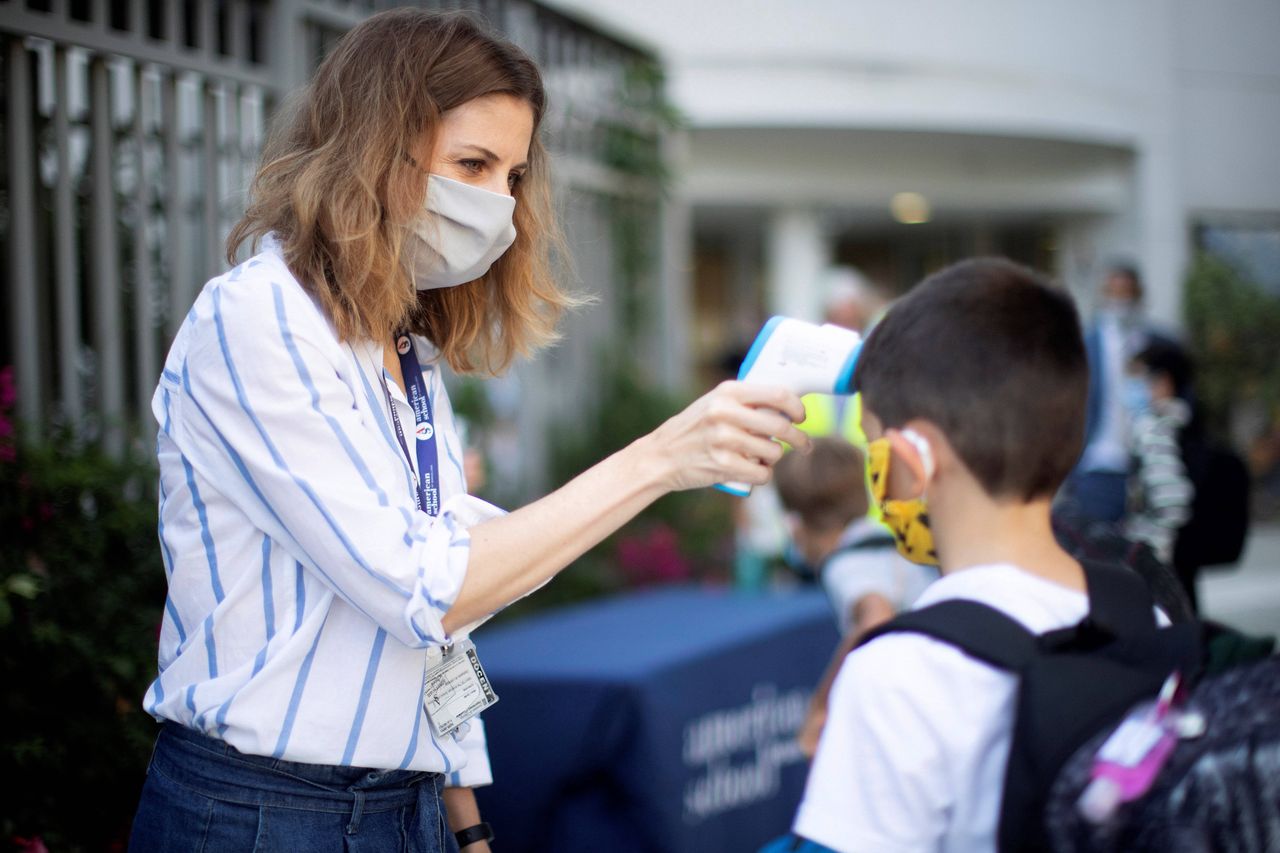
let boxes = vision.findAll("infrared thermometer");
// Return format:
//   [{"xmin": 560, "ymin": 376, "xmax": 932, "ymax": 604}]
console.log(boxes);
[{"xmin": 716, "ymin": 316, "xmax": 863, "ymax": 497}]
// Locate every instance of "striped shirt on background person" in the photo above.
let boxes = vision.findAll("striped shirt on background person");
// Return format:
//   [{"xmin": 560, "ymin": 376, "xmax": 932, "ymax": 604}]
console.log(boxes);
[
  {"xmin": 144, "ymin": 237, "xmax": 502, "ymax": 784},
  {"xmin": 1125, "ymin": 398, "xmax": 1194, "ymax": 565}
]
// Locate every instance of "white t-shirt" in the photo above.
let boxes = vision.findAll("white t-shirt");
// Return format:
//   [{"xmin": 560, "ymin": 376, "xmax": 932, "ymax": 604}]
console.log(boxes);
[
  {"xmin": 821, "ymin": 519, "xmax": 939, "ymax": 634},
  {"xmin": 793, "ymin": 564, "xmax": 1092, "ymax": 853}
]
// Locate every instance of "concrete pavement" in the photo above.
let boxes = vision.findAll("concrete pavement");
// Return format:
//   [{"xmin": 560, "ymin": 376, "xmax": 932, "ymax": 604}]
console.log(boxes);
[{"xmin": 1198, "ymin": 522, "xmax": 1280, "ymax": 640}]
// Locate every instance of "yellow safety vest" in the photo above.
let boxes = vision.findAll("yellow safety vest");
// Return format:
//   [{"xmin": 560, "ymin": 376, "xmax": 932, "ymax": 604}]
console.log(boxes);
[
  {"xmin": 799, "ymin": 392, "xmax": 867, "ymax": 448},
  {"xmin": 797, "ymin": 392, "xmax": 883, "ymax": 523}
]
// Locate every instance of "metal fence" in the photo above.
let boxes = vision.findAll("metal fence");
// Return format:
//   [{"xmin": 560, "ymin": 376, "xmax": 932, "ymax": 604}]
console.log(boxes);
[{"xmin": 1, "ymin": 0, "xmax": 667, "ymax": 489}]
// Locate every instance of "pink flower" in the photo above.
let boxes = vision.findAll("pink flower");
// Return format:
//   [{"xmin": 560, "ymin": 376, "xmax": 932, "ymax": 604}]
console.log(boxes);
[
  {"xmin": 0, "ymin": 365, "xmax": 15, "ymax": 410},
  {"xmin": 12, "ymin": 836, "xmax": 50, "ymax": 853},
  {"xmin": 616, "ymin": 523, "xmax": 692, "ymax": 587}
]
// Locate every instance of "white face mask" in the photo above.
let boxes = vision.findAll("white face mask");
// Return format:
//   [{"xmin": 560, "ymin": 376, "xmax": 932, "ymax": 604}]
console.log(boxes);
[{"xmin": 407, "ymin": 174, "xmax": 517, "ymax": 291}]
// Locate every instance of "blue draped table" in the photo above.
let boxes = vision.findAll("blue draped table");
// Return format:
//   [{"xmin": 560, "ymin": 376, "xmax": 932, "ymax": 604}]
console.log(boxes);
[{"xmin": 472, "ymin": 585, "xmax": 840, "ymax": 853}]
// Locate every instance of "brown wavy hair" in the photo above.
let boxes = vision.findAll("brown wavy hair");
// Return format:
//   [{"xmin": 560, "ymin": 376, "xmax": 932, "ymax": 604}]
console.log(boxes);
[{"xmin": 227, "ymin": 9, "xmax": 578, "ymax": 373}]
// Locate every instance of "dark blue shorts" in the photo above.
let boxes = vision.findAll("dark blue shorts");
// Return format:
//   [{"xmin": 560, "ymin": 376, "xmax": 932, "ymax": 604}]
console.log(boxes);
[{"xmin": 129, "ymin": 722, "xmax": 457, "ymax": 852}]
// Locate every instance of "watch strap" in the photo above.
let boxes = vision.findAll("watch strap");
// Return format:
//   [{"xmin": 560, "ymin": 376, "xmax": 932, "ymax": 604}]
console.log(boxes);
[{"xmin": 455, "ymin": 821, "xmax": 494, "ymax": 848}]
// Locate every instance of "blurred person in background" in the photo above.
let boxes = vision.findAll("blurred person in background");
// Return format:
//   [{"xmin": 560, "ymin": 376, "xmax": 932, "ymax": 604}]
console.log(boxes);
[
  {"xmin": 1128, "ymin": 341, "xmax": 1252, "ymax": 613},
  {"xmin": 1121, "ymin": 341, "xmax": 1195, "ymax": 567},
  {"xmin": 774, "ymin": 437, "xmax": 938, "ymax": 757},
  {"xmin": 128, "ymin": 10, "xmax": 810, "ymax": 852},
  {"xmin": 1069, "ymin": 263, "xmax": 1177, "ymax": 523}
]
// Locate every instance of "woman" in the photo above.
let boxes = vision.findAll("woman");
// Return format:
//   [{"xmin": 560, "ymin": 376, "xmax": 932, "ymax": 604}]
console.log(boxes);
[{"xmin": 129, "ymin": 9, "xmax": 808, "ymax": 852}]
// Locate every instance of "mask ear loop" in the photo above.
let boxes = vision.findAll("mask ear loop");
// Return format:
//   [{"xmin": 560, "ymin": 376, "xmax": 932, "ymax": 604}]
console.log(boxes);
[{"xmin": 898, "ymin": 428, "xmax": 936, "ymax": 482}]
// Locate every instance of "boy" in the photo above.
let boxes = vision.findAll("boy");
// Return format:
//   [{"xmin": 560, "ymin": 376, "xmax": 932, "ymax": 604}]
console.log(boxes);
[
  {"xmin": 1123, "ymin": 340, "xmax": 1195, "ymax": 566},
  {"xmin": 776, "ymin": 437, "xmax": 937, "ymax": 636},
  {"xmin": 774, "ymin": 437, "xmax": 939, "ymax": 755},
  {"xmin": 792, "ymin": 258, "xmax": 1105, "ymax": 852}
]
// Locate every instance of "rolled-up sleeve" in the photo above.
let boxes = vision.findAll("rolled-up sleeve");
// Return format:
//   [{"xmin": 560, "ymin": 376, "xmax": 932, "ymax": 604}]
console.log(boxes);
[{"xmin": 169, "ymin": 271, "xmax": 496, "ymax": 648}]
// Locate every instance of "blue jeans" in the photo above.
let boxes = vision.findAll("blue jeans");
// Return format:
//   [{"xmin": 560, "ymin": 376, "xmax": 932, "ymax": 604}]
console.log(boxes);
[{"xmin": 129, "ymin": 722, "xmax": 457, "ymax": 852}]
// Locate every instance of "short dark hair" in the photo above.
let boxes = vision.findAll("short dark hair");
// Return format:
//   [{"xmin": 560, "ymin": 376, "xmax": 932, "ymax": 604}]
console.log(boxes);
[
  {"xmin": 853, "ymin": 258, "xmax": 1088, "ymax": 501},
  {"xmin": 1134, "ymin": 339, "xmax": 1194, "ymax": 400},
  {"xmin": 1107, "ymin": 262, "xmax": 1144, "ymax": 299},
  {"xmin": 774, "ymin": 438, "xmax": 869, "ymax": 532}
]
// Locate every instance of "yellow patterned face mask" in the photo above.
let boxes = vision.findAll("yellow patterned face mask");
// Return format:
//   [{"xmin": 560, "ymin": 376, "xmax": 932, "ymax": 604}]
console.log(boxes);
[{"xmin": 866, "ymin": 434, "xmax": 940, "ymax": 566}]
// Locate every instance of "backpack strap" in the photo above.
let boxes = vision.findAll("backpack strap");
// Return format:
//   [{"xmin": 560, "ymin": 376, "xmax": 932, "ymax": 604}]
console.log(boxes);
[
  {"xmin": 855, "ymin": 599, "xmax": 1038, "ymax": 672},
  {"xmin": 1079, "ymin": 560, "xmax": 1157, "ymax": 635},
  {"xmin": 855, "ymin": 561, "xmax": 1160, "ymax": 669}
]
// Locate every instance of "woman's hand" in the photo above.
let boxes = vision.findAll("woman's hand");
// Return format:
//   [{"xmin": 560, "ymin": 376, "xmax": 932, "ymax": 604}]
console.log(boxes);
[{"xmin": 640, "ymin": 380, "xmax": 812, "ymax": 492}]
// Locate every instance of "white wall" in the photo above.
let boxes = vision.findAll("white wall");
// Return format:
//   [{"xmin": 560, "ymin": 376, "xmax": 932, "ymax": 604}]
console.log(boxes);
[
  {"xmin": 1175, "ymin": 0, "xmax": 1280, "ymax": 214},
  {"xmin": 547, "ymin": 0, "xmax": 1280, "ymax": 331},
  {"xmin": 552, "ymin": 0, "xmax": 1169, "ymax": 142}
]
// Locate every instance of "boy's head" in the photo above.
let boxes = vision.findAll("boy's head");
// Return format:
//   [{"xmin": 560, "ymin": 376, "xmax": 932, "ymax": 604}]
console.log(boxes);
[
  {"xmin": 853, "ymin": 257, "xmax": 1088, "ymax": 504},
  {"xmin": 775, "ymin": 437, "xmax": 870, "ymax": 534},
  {"xmin": 1132, "ymin": 339, "xmax": 1193, "ymax": 403}
]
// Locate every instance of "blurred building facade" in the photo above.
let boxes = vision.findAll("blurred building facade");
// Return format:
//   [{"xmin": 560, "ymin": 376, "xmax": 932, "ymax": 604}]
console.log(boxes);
[
  {"xmin": 0, "ymin": 0, "xmax": 672, "ymax": 495},
  {"xmin": 6, "ymin": 0, "xmax": 1278, "ymax": 492},
  {"xmin": 551, "ymin": 0, "xmax": 1280, "ymax": 377}
]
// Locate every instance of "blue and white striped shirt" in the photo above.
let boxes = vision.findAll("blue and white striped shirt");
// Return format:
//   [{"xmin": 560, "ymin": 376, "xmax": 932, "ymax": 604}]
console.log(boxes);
[{"xmin": 144, "ymin": 241, "xmax": 502, "ymax": 783}]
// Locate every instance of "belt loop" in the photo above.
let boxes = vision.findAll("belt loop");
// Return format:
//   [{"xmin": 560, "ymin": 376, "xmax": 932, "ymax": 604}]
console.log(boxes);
[{"xmin": 346, "ymin": 788, "xmax": 366, "ymax": 835}]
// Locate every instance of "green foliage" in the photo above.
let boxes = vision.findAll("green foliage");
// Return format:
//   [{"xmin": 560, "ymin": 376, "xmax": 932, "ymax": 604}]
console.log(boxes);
[
  {"xmin": 1, "ymin": 430, "xmax": 166, "ymax": 850},
  {"xmin": 490, "ymin": 56, "xmax": 728, "ymax": 624},
  {"xmin": 600, "ymin": 58, "xmax": 683, "ymax": 186},
  {"xmin": 601, "ymin": 58, "xmax": 683, "ymax": 349},
  {"xmin": 447, "ymin": 375, "xmax": 496, "ymax": 435},
  {"xmin": 1183, "ymin": 252, "xmax": 1280, "ymax": 434}
]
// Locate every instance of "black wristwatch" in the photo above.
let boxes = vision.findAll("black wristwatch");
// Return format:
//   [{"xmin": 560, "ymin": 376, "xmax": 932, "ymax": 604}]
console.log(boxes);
[{"xmin": 454, "ymin": 821, "xmax": 494, "ymax": 849}]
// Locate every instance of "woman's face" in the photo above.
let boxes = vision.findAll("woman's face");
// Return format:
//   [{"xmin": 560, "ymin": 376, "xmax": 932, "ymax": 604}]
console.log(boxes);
[{"xmin": 426, "ymin": 93, "xmax": 534, "ymax": 197}]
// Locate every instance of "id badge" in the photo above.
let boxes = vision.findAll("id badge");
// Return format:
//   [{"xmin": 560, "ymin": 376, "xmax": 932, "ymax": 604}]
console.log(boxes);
[{"xmin": 422, "ymin": 639, "xmax": 498, "ymax": 738}]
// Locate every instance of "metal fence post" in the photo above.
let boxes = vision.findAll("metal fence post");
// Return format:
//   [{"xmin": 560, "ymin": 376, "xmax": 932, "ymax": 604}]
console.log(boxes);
[
  {"xmin": 53, "ymin": 44, "xmax": 84, "ymax": 423},
  {"xmin": 133, "ymin": 62, "xmax": 158, "ymax": 429},
  {"xmin": 89, "ymin": 53, "xmax": 125, "ymax": 454},
  {"xmin": 162, "ymin": 68, "xmax": 190, "ymax": 337},
  {"xmin": 6, "ymin": 37, "xmax": 42, "ymax": 427}
]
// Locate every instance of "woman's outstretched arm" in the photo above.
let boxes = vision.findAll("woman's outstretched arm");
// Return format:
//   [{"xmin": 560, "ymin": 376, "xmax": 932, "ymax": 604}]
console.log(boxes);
[{"xmin": 443, "ymin": 381, "xmax": 810, "ymax": 632}]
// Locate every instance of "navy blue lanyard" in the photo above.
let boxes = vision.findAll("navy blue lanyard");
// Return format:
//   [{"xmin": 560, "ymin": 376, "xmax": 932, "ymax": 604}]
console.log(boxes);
[{"xmin": 382, "ymin": 334, "xmax": 441, "ymax": 517}]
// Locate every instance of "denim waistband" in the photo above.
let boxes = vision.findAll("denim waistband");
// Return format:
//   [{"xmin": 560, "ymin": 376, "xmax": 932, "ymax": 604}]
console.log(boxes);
[{"xmin": 151, "ymin": 721, "xmax": 441, "ymax": 817}]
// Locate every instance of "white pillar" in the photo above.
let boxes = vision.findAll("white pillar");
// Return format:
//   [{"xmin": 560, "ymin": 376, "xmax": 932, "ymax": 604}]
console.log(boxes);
[
  {"xmin": 1058, "ymin": 213, "xmax": 1136, "ymax": 316},
  {"xmin": 1135, "ymin": 0, "xmax": 1189, "ymax": 332},
  {"xmin": 765, "ymin": 207, "xmax": 830, "ymax": 323}
]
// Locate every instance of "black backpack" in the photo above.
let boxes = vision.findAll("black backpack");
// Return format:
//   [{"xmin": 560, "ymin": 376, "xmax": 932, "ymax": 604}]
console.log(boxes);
[
  {"xmin": 1175, "ymin": 435, "xmax": 1251, "ymax": 570},
  {"xmin": 855, "ymin": 562, "xmax": 1204, "ymax": 852},
  {"xmin": 1043, "ymin": 653, "xmax": 1280, "ymax": 852}
]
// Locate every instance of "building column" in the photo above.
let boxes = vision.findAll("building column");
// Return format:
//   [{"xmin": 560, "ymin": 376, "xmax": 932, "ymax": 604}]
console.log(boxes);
[
  {"xmin": 765, "ymin": 207, "xmax": 832, "ymax": 323},
  {"xmin": 1058, "ymin": 213, "xmax": 1137, "ymax": 315},
  {"xmin": 1136, "ymin": 0, "xmax": 1189, "ymax": 331}
]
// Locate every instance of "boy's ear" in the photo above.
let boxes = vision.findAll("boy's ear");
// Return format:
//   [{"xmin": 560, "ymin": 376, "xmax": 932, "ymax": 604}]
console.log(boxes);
[
  {"xmin": 883, "ymin": 427, "xmax": 932, "ymax": 496},
  {"xmin": 905, "ymin": 420, "xmax": 964, "ymax": 482},
  {"xmin": 885, "ymin": 419, "xmax": 954, "ymax": 495}
]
